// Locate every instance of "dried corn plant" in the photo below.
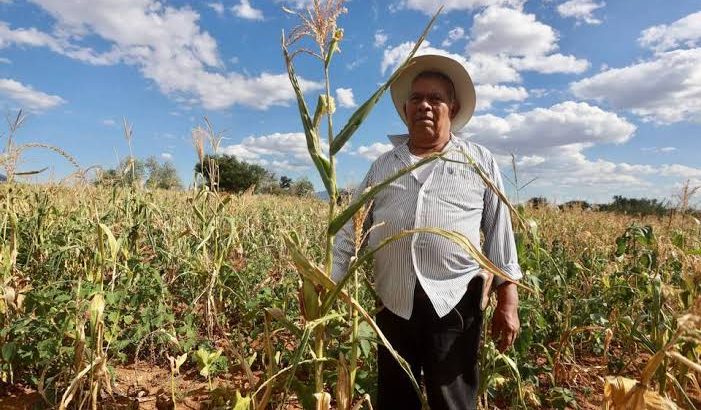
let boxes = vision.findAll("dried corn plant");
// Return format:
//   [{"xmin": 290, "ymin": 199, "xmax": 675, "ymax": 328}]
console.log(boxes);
[
  {"xmin": 603, "ymin": 297, "xmax": 701, "ymax": 409},
  {"xmin": 246, "ymin": 1, "xmax": 529, "ymax": 409},
  {"xmin": 0, "ymin": 110, "xmax": 82, "ymax": 183}
]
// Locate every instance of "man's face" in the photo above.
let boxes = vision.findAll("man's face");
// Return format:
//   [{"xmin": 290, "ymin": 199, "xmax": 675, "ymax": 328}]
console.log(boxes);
[{"xmin": 404, "ymin": 75, "xmax": 458, "ymax": 143}]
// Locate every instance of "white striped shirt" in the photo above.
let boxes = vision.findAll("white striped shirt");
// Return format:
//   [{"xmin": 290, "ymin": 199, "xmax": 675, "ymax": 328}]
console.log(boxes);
[{"xmin": 332, "ymin": 136, "xmax": 522, "ymax": 320}]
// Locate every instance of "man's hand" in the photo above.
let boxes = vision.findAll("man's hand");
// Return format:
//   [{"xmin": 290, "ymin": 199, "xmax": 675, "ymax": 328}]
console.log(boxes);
[{"xmin": 491, "ymin": 282, "xmax": 519, "ymax": 352}]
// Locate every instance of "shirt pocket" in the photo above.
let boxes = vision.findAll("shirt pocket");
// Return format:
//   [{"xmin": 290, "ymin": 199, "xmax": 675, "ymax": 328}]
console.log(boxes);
[{"xmin": 437, "ymin": 165, "xmax": 485, "ymax": 211}]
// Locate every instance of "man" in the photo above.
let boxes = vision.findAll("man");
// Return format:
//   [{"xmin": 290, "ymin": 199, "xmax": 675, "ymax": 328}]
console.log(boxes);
[{"xmin": 332, "ymin": 54, "xmax": 522, "ymax": 410}]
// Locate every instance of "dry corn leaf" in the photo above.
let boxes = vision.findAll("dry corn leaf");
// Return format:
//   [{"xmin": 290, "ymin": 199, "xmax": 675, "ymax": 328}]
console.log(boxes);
[
  {"xmin": 314, "ymin": 392, "xmax": 331, "ymax": 410},
  {"xmin": 603, "ymin": 376, "xmax": 678, "ymax": 410}
]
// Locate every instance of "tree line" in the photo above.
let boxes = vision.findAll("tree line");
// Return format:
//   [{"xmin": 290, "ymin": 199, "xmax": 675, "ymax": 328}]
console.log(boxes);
[{"xmin": 94, "ymin": 154, "xmax": 315, "ymax": 196}]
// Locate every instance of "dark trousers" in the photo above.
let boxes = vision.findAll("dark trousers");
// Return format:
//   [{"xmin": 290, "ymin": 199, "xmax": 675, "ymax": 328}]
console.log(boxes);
[{"xmin": 376, "ymin": 279, "xmax": 483, "ymax": 410}]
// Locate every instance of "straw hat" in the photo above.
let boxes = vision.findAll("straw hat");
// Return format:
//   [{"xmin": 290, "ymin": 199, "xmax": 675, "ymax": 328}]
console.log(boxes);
[{"xmin": 390, "ymin": 54, "xmax": 476, "ymax": 132}]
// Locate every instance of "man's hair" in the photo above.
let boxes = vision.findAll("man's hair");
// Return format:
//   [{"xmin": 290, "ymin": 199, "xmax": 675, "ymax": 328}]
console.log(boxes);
[{"xmin": 411, "ymin": 71, "xmax": 457, "ymax": 102}]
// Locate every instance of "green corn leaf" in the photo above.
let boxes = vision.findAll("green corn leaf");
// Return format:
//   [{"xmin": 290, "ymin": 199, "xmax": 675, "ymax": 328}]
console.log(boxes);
[
  {"xmin": 329, "ymin": 7, "xmax": 443, "ymax": 156},
  {"xmin": 284, "ymin": 233, "xmax": 335, "ymax": 289},
  {"xmin": 232, "ymin": 391, "xmax": 252, "ymax": 410},
  {"xmin": 282, "ymin": 37, "xmax": 333, "ymax": 196},
  {"xmin": 328, "ymin": 153, "xmax": 442, "ymax": 235}
]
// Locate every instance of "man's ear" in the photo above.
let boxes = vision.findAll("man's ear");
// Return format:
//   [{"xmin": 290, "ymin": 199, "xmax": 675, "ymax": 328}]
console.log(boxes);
[{"xmin": 450, "ymin": 101, "xmax": 461, "ymax": 119}]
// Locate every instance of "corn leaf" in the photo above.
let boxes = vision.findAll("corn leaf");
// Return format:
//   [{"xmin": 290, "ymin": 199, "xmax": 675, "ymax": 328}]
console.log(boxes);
[
  {"xmin": 282, "ymin": 37, "xmax": 333, "ymax": 196},
  {"xmin": 330, "ymin": 7, "xmax": 443, "ymax": 156},
  {"xmin": 328, "ymin": 153, "xmax": 442, "ymax": 235}
]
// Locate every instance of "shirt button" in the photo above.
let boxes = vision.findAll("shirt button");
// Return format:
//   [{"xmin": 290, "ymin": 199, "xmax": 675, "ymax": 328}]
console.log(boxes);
[{"xmin": 448, "ymin": 167, "xmax": 454, "ymax": 174}]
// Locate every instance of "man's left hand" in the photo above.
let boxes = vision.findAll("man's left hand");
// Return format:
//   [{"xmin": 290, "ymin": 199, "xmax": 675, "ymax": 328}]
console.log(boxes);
[{"xmin": 491, "ymin": 282, "xmax": 520, "ymax": 353}]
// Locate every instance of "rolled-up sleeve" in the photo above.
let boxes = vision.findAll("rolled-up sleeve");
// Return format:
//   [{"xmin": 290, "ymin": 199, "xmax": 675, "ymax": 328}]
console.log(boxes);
[{"xmin": 480, "ymin": 155, "xmax": 523, "ymax": 288}]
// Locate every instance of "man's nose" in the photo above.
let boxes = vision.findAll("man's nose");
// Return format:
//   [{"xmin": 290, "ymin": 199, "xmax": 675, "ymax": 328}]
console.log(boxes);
[{"xmin": 417, "ymin": 99, "xmax": 432, "ymax": 111}]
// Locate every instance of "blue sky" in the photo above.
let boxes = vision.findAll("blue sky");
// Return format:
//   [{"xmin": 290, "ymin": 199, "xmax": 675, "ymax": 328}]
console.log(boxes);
[{"xmin": 0, "ymin": 0, "xmax": 700, "ymax": 204}]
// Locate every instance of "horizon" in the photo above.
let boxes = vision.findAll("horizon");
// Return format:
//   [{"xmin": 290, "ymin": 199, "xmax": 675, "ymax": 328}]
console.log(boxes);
[{"xmin": 0, "ymin": 0, "xmax": 700, "ymax": 205}]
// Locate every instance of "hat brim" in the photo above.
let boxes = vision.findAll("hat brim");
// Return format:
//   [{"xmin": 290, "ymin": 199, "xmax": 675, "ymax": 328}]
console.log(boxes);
[{"xmin": 390, "ymin": 54, "xmax": 476, "ymax": 132}]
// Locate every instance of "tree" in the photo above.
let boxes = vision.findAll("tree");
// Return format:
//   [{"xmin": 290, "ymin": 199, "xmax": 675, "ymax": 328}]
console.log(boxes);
[
  {"xmin": 145, "ymin": 157, "xmax": 182, "ymax": 190},
  {"xmin": 195, "ymin": 154, "xmax": 271, "ymax": 193},
  {"xmin": 95, "ymin": 156, "xmax": 182, "ymax": 189},
  {"xmin": 291, "ymin": 177, "xmax": 315, "ymax": 197},
  {"xmin": 280, "ymin": 175, "xmax": 293, "ymax": 189},
  {"xmin": 527, "ymin": 196, "xmax": 548, "ymax": 209},
  {"xmin": 94, "ymin": 156, "xmax": 146, "ymax": 187}
]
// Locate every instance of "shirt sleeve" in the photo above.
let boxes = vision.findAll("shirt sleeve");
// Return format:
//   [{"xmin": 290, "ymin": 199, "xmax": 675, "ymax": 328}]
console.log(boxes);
[
  {"xmin": 480, "ymin": 155, "xmax": 523, "ymax": 288},
  {"xmin": 331, "ymin": 168, "xmax": 374, "ymax": 284}
]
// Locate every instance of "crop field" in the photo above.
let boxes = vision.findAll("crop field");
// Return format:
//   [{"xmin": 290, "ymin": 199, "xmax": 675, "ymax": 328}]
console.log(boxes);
[{"xmin": 0, "ymin": 183, "xmax": 699, "ymax": 409}]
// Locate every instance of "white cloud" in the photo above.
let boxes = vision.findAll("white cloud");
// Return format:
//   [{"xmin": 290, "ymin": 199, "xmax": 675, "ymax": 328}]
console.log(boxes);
[
  {"xmin": 557, "ymin": 0, "xmax": 605, "ymax": 25},
  {"xmin": 0, "ymin": 21, "xmax": 119, "ymax": 65},
  {"xmin": 161, "ymin": 152, "xmax": 173, "ymax": 160},
  {"xmin": 475, "ymin": 84, "xmax": 528, "ymax": 111},
  {"xmin": 381, "ymin": 7, "xmax": 588, "ymax": 87},
  {"xmin": 463, "ymin": 101, "xmax": 636, "ymax": 154},
  {"xmin": 642, "ymin": 146, "xmax": 677, "ymax": 153},
  {"xmin": 469, "ymin": 7, "xmax": 557, "ymax": 56},
  {"xmin": 467, "ymin": 7, "xmax": 589, "ymax": 74},
  {"xmin": 659, "ymin": 164, "xmax": 701, "ymax": 179},
  {"xmin": 220, "ymin": 132, "xmax": 325, "ymax": 172},
  {"xmin": 441, "ymin": 27, "xmax": 466, "ymax": 47},
  {"xmin": 232, "ymin": 0, "xmax": 264, "ymax": 21},
  {"xmin": 448, "ymin": 102, "xmax": 701, "ymax": 202},
  {"xmin": 571, "ymin": 48, "xmax": 701, "ymax": 123},
  {"xmin": 208, "ymin": 2, "xmax": 224, "ymax": 16},
  {"xmin": 355, "ymin": 142, "xmax": 394, "ymax": 160},
  {"xmin": 274, "ymin": 0, "xmax": 314, "ymax": 9},
  {"xmin": 516, "ymin": 154, "xmax": 545, "ymax": 167},
  {"xmin": 10, "ymin": 1, "xmax": 321, "ymax": 110},
  {"xmin": 374, "ymin": 30, "xmax": 388, "ymax": 48},
  {"xmin": 398, "ymin": 0, "xmax": 524, "ymax": 14},
  {"xmin": 336, "ymin": 87, "xmax": 357, "ymax": 108},
  {"xmin": 511, "ymin": 53, "xmax": 589, "ymax": 74},
  {"xmin": 639, "ymin": 11, "xmax": 701, "ymax": 53},
  {"xmin": 0, "ymin": 78, "xmax": 65, "ymax": 111},
  {"xmin": 102, "ymin": 119, "xmax": 116, "ymax": 126},
  {"xmin": 0, "ymin": 57, "xmax": 10, "ymax": 63}
]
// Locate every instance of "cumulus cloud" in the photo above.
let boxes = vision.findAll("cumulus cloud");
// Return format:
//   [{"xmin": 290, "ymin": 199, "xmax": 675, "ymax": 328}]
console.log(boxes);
[
  {"xmin": 381, "ymin": 7, "xmax": 588, "ymax": 87},
  {"xmin": 0, "ymin": 21, "xmax": 118, "ymax": 65},
  {"xmin": 232, "ymin": 0, "xmax": 264, "ymax": 21},
  {"xmin": 570, "ymin": 48, "xmax": 701, "ymax": 123},
  {"xmin": 336, "ymin": 87, "xmax": 357, "ymax": 108},
  {"xmin": 374, "ymin": 30, "xmax": 388, "ymax": 48},
  {"xmin": 398, "ymin": 0, "xmax": 524, "ymax": 14},
  {"xmin": 220, "ymin": 132, "xmax": 325, "ymax": 172},
  {"xmin": 450, "ymin": 102, "xmax": 701, "ymax": 202},
  {"xmin": 0, "ymin": 78, "xmax": 65, "ymax": 111},
  {"xmin": 639, "ymin": 10, "xmax": 701, "ymax": 53},
  {"xmin": 441, "ymin": 27, "xmax": 466, "ymax": 47},
  {"xmin": 354, "ymin": 142, "xmax": 393, "ymax": 160},
  {"xmin": 557, "ymin": 0, "xmax": 605, "ymax": 25},
  {"xmin": 463, "ymin": 101, "xmax": 636, "ymax": 154},
  {"xmin": 469, "ymin": 7, "xmax": 557, "ymax": 56},
  {"xmin": 466, "ymin": 7, "xmax": 589, "ymax": 74},
  {"xmin": 161, "ymin": 152, "xmax": 173, "ymax": 160},
  {"xmin": 475, "ymin": 84, "xmax": 528, "ymax": 111},
  {"xmin": 208, "ymin": 2, "xmax": 224, "ymax": 16},
  {"xmin": 6, "ymin": 1, "xmax": 321, "ymax": 110}
]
